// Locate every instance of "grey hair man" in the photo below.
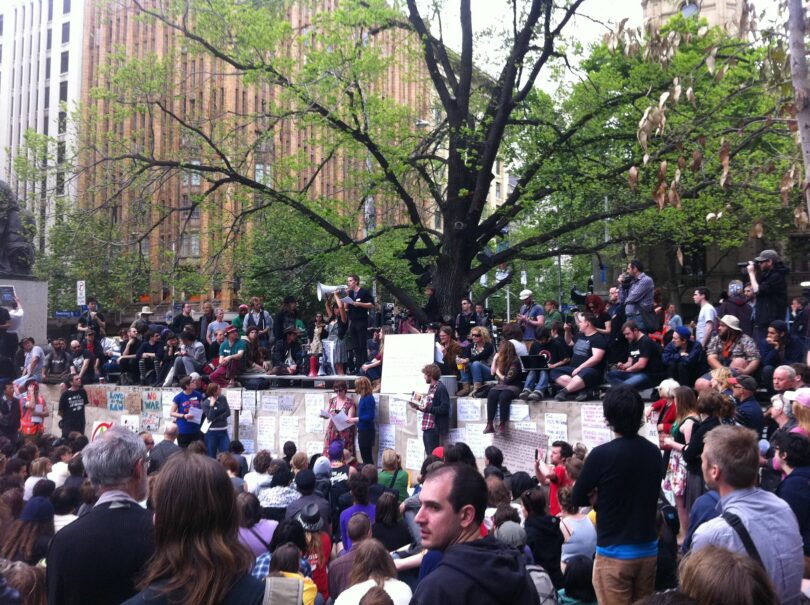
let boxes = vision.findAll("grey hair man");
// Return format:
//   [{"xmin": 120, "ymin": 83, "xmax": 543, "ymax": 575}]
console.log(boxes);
[
  {"xmin": 46, "ymin": 427, "xmax": 155, "ymax": 605},
  {"xmin": 147, "ymin": 422, "xmax": 181, "ymax": 474}
]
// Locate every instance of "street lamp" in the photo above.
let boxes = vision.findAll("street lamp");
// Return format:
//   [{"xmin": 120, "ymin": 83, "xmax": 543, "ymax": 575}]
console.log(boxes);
[{"xmin": 680, "ymin": 1, "xmax": 700, "ymax": 18}]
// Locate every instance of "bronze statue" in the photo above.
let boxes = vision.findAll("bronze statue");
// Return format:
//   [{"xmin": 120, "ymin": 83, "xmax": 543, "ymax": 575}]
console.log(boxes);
[{"xmin": 0, "ymin": 181, "xmax": 36, "ymax": 276}]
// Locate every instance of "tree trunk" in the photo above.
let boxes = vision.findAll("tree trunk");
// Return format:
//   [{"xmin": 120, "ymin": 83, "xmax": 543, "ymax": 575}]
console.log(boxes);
[{"xmin": 788, "ymin": 0, "xmax": 810, "ymax": 218}]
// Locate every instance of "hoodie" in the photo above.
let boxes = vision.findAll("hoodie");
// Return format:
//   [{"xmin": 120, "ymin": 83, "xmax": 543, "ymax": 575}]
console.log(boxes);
[
  {"xmin": 776, "ymin": 466, "xmax": 810, "ymax": 556},
  {"xmin": 411, "ymin": 536, "xmax": 537, "ymax": 605},
  {"xmin": 524, "ymin": 515, "xmax": 565, "ymax": 588},
  {"xmin": 717, "ymin": 295, "xmax": 753, "ymax": 336}
]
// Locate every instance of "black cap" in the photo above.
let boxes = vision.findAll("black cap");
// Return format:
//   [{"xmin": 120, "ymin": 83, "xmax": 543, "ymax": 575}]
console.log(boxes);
[{"xmin": 295, "ymin": 469, "xmax": 316, "ymax": 492}]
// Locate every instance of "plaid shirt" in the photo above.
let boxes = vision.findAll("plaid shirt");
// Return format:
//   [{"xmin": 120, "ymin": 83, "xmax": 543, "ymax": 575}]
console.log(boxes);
[
  {"xmin": 420, "ymin": 382, "xmax": 439, "ymax": 431},
  {"xmin": 251, "ymin": 553, "xmax": 311, "ymax": 580}
]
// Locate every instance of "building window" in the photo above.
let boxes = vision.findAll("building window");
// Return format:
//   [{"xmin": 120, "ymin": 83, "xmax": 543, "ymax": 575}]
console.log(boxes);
[
  {"xmin": 495, "ymin": 181, "xmax": 502, "ymax": 199},
  {"xmin": 44, "ymin": 86, "xmax": 50, "ymax": 109},
  {"xmin": 57, "ymin": 141, "xmax": 65, "ymax": 164},
  {"xmin": 182, "ymin": 160, "xmax": 201, "ymax": 186},
  {"xmin": 45, "ymin": 58, "xmax": 50, "ymax": 78},
  {"xmin": 255, "ymin": 163, "xmax": 271, "ymax": 185},
  {"xmin": 0, "ymin": 15, "xmax": 4, "ymax": 36},
  {"xmin": 46, "ymin": 29, "xmax": 52, "ymax": 50},
  {"xmin": 47, "ymin": 0, "xmax": 53, "ymax": 21},
  {"xmin": 55, "ymin": 171, "xmax": 65, "ymax": 195},
  {"xmin": 58, "ymin": 111, "xmax": 66, "ymax": 133},
  {"xmin": 63, "ymin": 0, "xmax": 71, "ymax": 14},
  {"xmin": 61, "ymin": 22, "xmax": 69, "ymax": 44},
  {"xmin": 60, "ymin": 51, "xmax": 68, "ymax": 73},
  {"xmin": 180, "ymin": 233, "xmax": 201, "ymax": 257},
  {"xmin": 59, "ymin": 80, "xmax": 67, "ymax": 102}
]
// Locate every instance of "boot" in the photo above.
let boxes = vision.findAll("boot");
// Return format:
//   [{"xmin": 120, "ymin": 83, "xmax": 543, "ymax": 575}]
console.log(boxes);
[
  {"xmin": 471, "ymin": 382, "xmax": 483, "ymax": 397},
  {"xmin": 483, "ymin": 422, "xmax": 495, "ymax": 434},
  {"xmin": 456, "ymin": 383, "xmax": 471, "ymax": 397},
  {"xmin": 308, "ymin": 355, "xmax": 319, "ymax": 378}
]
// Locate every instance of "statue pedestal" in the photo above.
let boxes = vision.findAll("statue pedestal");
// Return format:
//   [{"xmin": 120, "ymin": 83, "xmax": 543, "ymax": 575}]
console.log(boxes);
[{"xmin": 0, "ymin": 277, "xmax": 48, "ymax": 346}]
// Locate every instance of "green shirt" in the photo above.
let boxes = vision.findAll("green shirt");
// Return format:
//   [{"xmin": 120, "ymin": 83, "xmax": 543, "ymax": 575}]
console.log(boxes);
[
  {"xmin": 219, "ymin": 338, "xmax": 247, "ymax": 358},
  {"xmin": 378, "ymin": 469, "xmax": 409, "ymax": 504}
]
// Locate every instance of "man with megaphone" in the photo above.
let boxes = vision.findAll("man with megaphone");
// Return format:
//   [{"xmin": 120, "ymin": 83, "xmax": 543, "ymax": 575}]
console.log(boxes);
[{"xmin": 345, "ymin": 274, "xmax": 375, "ymax": 369}]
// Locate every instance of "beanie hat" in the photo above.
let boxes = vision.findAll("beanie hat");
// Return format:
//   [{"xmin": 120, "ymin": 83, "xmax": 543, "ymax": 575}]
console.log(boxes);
[{"xmin": 20, "ymin": 496, "xmax": 54, "ymax": 523}]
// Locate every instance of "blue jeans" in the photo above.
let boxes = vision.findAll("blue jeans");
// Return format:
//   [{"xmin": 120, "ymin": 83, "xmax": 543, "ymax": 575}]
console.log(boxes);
[
  {"xmin": 470, "ymin": 361, "xmax": 492, "ymax": 383},
  {"xmin": 524, "ymin": 370, "xmax": 549, "ymax": 392},
  {"xmin": 205, "ymin": 429, "xmax": 230, "ymax": 458},
  {"xmin": 606, "ymin": 370, "xmax": 653, "ymax": 390}
]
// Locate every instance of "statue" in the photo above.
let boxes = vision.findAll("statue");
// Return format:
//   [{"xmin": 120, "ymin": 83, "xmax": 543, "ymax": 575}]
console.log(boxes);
[{"xmin": 0, "ymin": 181, "xmax": 36, "ymax": 276}]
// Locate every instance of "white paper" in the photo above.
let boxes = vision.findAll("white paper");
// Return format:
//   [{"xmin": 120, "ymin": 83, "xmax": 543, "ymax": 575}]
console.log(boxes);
[
  {"xmin": 306, "ymin": 416, "xmax": 324, "ymax": 434},
  {"xmin": 225, "ymin": 389, "xmax": 242, "ymax": 411},
  {"xmin": 140, "ymin": 411, "xmax": 161, "ymax": 432},
  {"xmin": 377, "ymin": 424, "xmax": 396, "ymax": 465},
  {"xmin": 279, "ymin": 416, "xmax": 299, "ymax": 447},
  {"xmin": 406, "ymin": 437, "xmax": 424, "ymax": 470},
  {"xmin": 580, "ymin": 404, "xmax": 606, "ymax": 429},
  {"xmin": 260, "ymin": 394, "xmax": 279, "ymax": 413},
  {"xmin": 161, "ymin": 390, "xmax": 176, "ymax": 406},
  {"xmin": 330, "ymin": 411, "xmax": 353, "ymax": 432},
  {"xmin": 447, "ymin": 427, "xmax": 467, "ymax": 444},
  {"xmin": 456, "ymin": 398, "xmax": 481, "ymax": 422},
  {"xmin": 514, "ymin": 421, "xmax": 537, "ymax": 432},
  {"xmin": 241, "ymin": 439, "xmax": 255, "ymax": 454},
  {"xmin": 241, "ymin": 390, "xmax": 256, "ymax": 413},
  {"xmin": 509, "ymin": 403, "xmax": 530, "ymax": 422},
  {"xmin": 186, "ymin": 407, "xmax": 203, "ymax": 424},
  {"xmin": 642, "ymin": 419, "xmax": 659, "ymax": 447},
  {"xmin": 307, "ymin": 441, "xmax": 323, "ymax": 458},
  {"xmin": 544, "ymin": 412, "xmax": 568, "ymax": 443},
  {"xmin": 162, "ymin": 403, "xmax": 173, "ymax": 419},
  {"xmin": 305, "ymin": 393, "xmax": 325, "ymax": 409},
  {"xmin": 581, "ymin": 427, "xmax": 613, "ymax": 451},
  {"xmin": 256, "ymin": 416, "xmax": 276, "ymax": 451},
  {"xmin": 120, "ymin": 414, "xmax": 140, "ymax": 432},
  {"xmin": 434, "ymin": 342, "xmax": 444, "ymax": 363},
  {"xmin": 279, "ymin": 395, "xmax": 295, "ymax": 413},
  {"xmin": 464, "ymin": 423, "xmax": 493, "ymax": 458},
  {"xmin": 380, "ymin": 334, "xmax": 436, "ymax": 394},
  {"xmin": 340, "ymin": 295, "xmax": 354, "ymax": 305},
  {"xmin": 239, "ymin": 410, "xmax": 254, "ymax": 427},
  {"xmin": 416, "ymin": 411, "xmax": 424, "ymax": 441},
  {"xmin": 388, "ymin": 399, "xmax": 407, "ymax": 426}
]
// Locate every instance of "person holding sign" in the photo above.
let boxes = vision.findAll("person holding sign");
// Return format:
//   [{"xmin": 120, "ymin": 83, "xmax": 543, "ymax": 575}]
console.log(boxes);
[
  {"xmin": 413, "ymin": 364, "xmax": 450, "ymax": 455},
  {"xmin": 170, "ymin": 375, "xmax": 205, "ymax": 447},
  {"xmin": 323, "ymin": 381, "xmax": 358, "ymax": 460}
]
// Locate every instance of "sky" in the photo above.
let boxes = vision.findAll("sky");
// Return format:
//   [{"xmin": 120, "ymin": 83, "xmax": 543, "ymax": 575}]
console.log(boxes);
[{"xmin": 429, "ymin": 0, "xmax": 782, "ymax": 94}]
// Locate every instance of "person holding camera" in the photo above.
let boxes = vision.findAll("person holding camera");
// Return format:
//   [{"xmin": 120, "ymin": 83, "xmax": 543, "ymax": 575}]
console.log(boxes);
[{"xmin": 747, "ymin": 249, "xmax": 789, "ymax": 343}]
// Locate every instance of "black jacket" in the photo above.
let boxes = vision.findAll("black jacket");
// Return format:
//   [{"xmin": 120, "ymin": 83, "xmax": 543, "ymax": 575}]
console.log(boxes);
[
  {"xmin": 754, "ymin": 263, "xmax": 789, "ymax": 329},
  {"xmin": 0, "ymin": 395, "xmax": 21, "ymax": 437},
  {"xmin": 523, "ymin": 515, "xmax": 565, "ymax": 588},
  {"xmin": 411, "ymin": 537, "xmax": 538, "ymax": 605}
]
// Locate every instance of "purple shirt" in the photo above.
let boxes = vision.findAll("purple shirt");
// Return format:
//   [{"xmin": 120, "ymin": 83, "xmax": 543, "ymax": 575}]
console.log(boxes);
[
  {"xmin": 238, "ymin": 519, "xmax": 278, "ymax": 558},
  {"xmin": 339, "ymin": 503, "xmax": 376, "ymax": 551}
]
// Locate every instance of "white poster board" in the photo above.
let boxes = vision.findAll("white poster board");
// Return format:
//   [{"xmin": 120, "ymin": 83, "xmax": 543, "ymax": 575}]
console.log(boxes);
[{"xmin": 380, "ymin": 334, "xmax": 436, "ymax": 394}]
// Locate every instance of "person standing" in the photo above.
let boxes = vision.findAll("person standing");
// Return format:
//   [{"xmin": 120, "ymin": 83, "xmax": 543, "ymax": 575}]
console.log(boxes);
[
  {"xmin": 169, "ymin": 376, "xmax": 205, "ymax": 447},
  {"xmin": 415, "ymin": 364, "xmax": 449, "ymax": 455},
  {"xmin": 355, "ymin": 376, "xmax": 376, "ymax": 465},
  {"xmin": 202, "ymin": 382, "xmax": 230, "ymax": 458},
  {"xmin": 18, "ymin": 380, "xmax": 48, "ymax": 438},
  {"xmin": 46, "ymin": 427, "xmax": 155, "ymax": 605},
  {"xmin": 5, "ymin": 296, "xmax": 23, "ymax": 357},
  {"xmin": 692, "ymin": 425, "xmax": 803, "ymax": 604},
  {"xmin": 571, "ymin": 385, "xmax": 663, "ymax": 604},
  {"xmin": 0, "ymin": 380, "xmax": 20, "ymax": 442},
  {"xmin": 346, "ymin": 274, "xmax": 374, "ymax": 367},
  {"xmin": 245, "ymin": 296, "xmax": 273, "ymax": 349},
  {"xmin": 693, "ymin": 287, "xmax": 717, "ymax": 350},
  {"xmin": 620, "ymin": 260, "xmax": 655, "ymax": 333},
  {"xmin": 170, "ymin": 303, "xmax": 195, "ymax": 335},
  {"xmin": 77, "ymin": 297, "xmax": 106, "ymax": 340},
  {"xmin": 747, "ymin": 249, "xmax": 789, "ymax": 343},
  {"xmin": 323, "ymin": 381, "xmax": 358, "ymax": 460},
  {"xmin": 517, "ymin": 290, "xmax": 545, "ymax": 348},
  {"xmin": 58, "ymin": 374, "xmax": 88, "ymax": 438}
]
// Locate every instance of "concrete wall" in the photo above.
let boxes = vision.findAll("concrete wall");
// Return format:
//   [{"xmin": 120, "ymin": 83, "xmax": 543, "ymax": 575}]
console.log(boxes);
[{"xmin": 2, "ymin": 278, "xmax": 48, "ymax": 346}]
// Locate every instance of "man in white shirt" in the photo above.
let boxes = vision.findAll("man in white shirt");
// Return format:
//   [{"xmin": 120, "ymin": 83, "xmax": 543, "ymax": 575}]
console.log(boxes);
[{"xmin": 693, "ymin": 287, "xmax": 717, "ymax": 349}]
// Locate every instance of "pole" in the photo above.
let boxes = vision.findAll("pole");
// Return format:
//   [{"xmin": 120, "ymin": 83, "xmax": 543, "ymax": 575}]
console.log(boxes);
[
  {"xmin": 506, "ymin": 285, "xmax": 511, "ymax": 321},
  {"xmin": 233, "ymin": 410, "xmax": 240, "ymax": 441}
]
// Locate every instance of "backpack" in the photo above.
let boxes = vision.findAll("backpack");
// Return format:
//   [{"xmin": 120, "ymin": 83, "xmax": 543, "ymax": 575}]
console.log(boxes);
[
  {"xmin": 525, "ymin": 564, "xmax": 558, "ymax": 605},
  {"xmin": 262, "ymin": 575, "xmax": 304, "ymax": 605}
]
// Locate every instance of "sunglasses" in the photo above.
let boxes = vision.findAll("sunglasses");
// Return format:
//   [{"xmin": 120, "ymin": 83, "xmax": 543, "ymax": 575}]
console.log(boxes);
[{"xmin": 471, "ymin": 333, "xmax": 481, "ymax": 337}]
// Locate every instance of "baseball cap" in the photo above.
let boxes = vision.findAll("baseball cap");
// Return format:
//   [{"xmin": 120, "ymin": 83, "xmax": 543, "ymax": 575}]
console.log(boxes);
[
  {"xmin": 224, "ymin": 325, "xmax": 237, "ymax": 335},
  {"xmin": 729, "ymin": 375, "xmax": 757, "ymax": 391},
  {"xmin": 20, "ymin": 496, "xmax": 54, "ymax": 523},
  {"xmin": 754, "ymin": 249, "xmax": 779, "ymax": 262},
  {"xmin": 795, "ymin": 388, "xmax": 810, "ymax": 409}
]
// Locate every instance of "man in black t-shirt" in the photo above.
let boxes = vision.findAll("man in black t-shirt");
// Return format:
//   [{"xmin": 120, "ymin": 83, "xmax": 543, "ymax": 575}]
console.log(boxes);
[
  {"xmin": 346, "ymin": 274, "xmax": 374, "ymax": 366},
  {"xmin": 552, "ymin": 312, "xmax": 607, "ymax": 401},
  {"xmin": 606, "ymin": 320, "xmax": 664, "ymax": 391},
  {"xmin": 58, "ymin": 374, "xmax": 88, "ymax": 437}
]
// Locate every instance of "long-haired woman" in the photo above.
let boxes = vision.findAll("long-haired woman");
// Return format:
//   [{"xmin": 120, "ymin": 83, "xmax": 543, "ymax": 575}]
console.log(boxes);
[
  {"xmin": 0, "ymin": 496, "xmax": 54, "ymax": 565},
  {"xmin": 484, "ymin": 340, "xmax": 522, "ymax": 435},
  {"xmin": 124, "ymin": 452, "xmax": 264, "ymax": 605},
  {"xmin": 661, "ymin": 386, "xmax": 700, "ymax": 539},
  {"xmin": 335, "ymin": 539, "xmax": 412, "ymax": 605}
]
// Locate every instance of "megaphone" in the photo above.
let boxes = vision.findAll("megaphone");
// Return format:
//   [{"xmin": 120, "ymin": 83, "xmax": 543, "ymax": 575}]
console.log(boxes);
[{"xmin": 317, "ymin": 282, "xmax": 347, "ymax": 301}]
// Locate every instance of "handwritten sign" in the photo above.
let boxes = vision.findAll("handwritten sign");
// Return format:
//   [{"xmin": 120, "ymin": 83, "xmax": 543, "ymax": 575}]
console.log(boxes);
[
  {"xmin": 142, "ymin": 390, "xmax": 161, "ymax": 411},
  {"xmin": 493, "ymin": 430, "xmax": 548, "ymax": 475},
  {"xmin": 161, "ymin": 390, "xmax": 176, "ymax": 407},
  {"xmin": 447, "ymin": 427, "xmax": 467, "ymax": 445},
  {"xmin": 141, "ymin": 411, "xmax": 161, "ymax": 432},
  {"xmin": 464, "ymin": 423, "xmax": 493, "ymax": 458},
  {"xmin": 457, "ymin": 398, "xmax": 481, "ymax": 422},
  {"xmin": 509, "ymin": 403, "xmax": 529, "ymax": 422},
  {"xmin": 544, "ymin": 413, "xmax": 568, "ymax": 443},
  {"xmin": 279, "ymin": 416, "xmax": 299, "ymax": 448},
  {"xmin": 120, "ymin": 414, "xmax": 140, "ymax": 433},
  {"xmin": 125, "ymin": 391, "xmax": 142, "ymax": 414},
  {"xmin": 405, "ymin": 437, "xmax": 424, "ymax": 471},
  {"xmin": 388, "ymin": 399, "xmax": 407, "ymax": 426},
  {"xmin": 256, "ymin": 416, "xmax": 276, "ymax": 451},
  {"xmin": 225, "ymin": 389, "xmax": 242, "ymax": 411},
  {"xmin": 86, "ymin": 386, "xmax": 108, "ymax": 408},
  {"xmin": 377, "ymin": 424, "xmax": 396, "ymax": 466},
  {"xmin": 260, "ymin": 394, "xmax": 279, "ymax": 413},
  {"xmin": 241, "ymin": 390, "xmax": 256, "ymax": 414},
  {"xmin": 107, "ymin": 391, "xmax": 125, "ymax": 412}
]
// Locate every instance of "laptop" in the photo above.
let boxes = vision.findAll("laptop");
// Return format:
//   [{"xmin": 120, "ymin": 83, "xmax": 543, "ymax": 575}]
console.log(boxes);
[{"xmin": 520, "ymin": 354, "xmax": 549, "ymax": 371}]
